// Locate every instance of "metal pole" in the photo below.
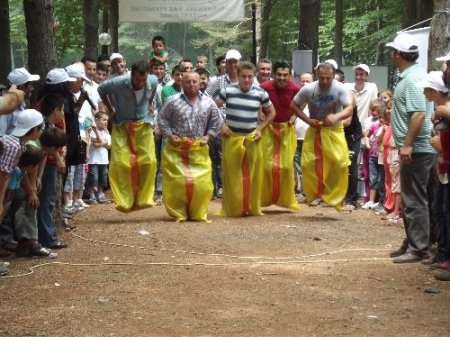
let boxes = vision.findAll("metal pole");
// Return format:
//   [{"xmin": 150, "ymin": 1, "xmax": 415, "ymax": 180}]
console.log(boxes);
[{"xmin": 252, "ymin": 2, "xmax": 257, "ymax": 65}]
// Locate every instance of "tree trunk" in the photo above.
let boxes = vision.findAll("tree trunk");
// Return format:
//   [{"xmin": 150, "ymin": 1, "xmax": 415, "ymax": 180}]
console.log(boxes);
[
  {"xmin": 420, "ymin": 0, "xmax": 434, "ymax": 25},
  {"xmin": 298, "ymin": 0, "xmax": 321, "ymax": 69},
  {"xmin": 259, "ymin": 0, "xmax": 276, "ymax": 60},
  {"xmin": 23, "ymin": 0, "xmax": 57, "ymax": 98},
  {"xmin": 428, "ymin": 0, "xmax": 450, "ymax": 71},
  {"xmin": 0, "ymin": 0, "xmax": 11, "ymax": 85},
  {"xmin": 109, "ymin": 0, "xmax": 119, "ymax": 52},
  {"xmin": 83, "ymin": 0, "xmax": 100, "ymax": 59},
  {"xmin": 334, "ymin": 0, "xmax": 343, "ymax": 67},
  {"xmin": 403, "ymin": 0, "xmax": 417, "ymax": 28}
]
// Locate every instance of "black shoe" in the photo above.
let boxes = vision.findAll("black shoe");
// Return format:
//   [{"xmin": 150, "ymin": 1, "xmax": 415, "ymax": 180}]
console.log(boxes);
[
  {"xmin": 435, "ymin": 270, "xmax": 450, "ymax": 281},
  {"xmin": 390, "ymin": 248, "xmax": 407, "ymax": 258},
  {"xmin": 46, "ymin": 241, "xmax": 68, "ymax": 249},
  {"xmin": 0, "ymin": 265, "xmax": 9, "ymax": 277},
  {"xmin": 16, "ymin": 244, "xmax": 57, "ymax": 258}
]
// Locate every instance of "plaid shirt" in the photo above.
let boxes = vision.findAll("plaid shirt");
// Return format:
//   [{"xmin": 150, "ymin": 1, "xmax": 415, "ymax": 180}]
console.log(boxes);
[
  {"xmin": 158, "ymin": 92, "xmax": 223, "ymax": 139},
  {"xmin": 0, "ymin": 135, "xmax": 25, "ymax": 174}
]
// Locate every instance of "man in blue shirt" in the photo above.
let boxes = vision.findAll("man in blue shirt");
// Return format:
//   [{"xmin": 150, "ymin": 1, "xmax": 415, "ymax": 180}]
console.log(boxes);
[{"xmin": 98, "ymin": 60, "xmax": 159, "ymax": 212}]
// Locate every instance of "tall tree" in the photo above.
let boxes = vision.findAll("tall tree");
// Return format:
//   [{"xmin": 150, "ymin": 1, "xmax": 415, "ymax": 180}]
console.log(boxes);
[
  {"xmin": 259, "ymin": 0, "xmax": 277, "ymax": 59},
  {"xmin": 109, "ymin": 0, "xmax": 119, "ymax": 52},
  {"xmin": 298, "ymin": 0, "xmax": 321, "ymax": 68},
  {"xmin": 428, "ymin": 0, "xmax": 450, "ymax": 71},
  {"xmin": 23, "ymin": 0, "xmax": 57, "ymax": 92},
  {"xmin": 0, "ymin": 0, "xmax": 12, "ymax": 84},
  {"xmin": 83, "ymin": 0, "xmax": 100, "ymax": 59},
  {"xmin": 403, "ymin": 0, "xmax": 417, "ymax": 28},
  {"xmin": 334, "ymin": 0, "xmax": 343, "ymax": 66}
]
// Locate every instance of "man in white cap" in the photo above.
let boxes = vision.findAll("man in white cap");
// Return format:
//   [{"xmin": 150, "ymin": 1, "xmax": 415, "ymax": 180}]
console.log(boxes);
[
  {"xmin": 1, "ymin": 68, "xmax": 40, "ymax": 136},
  {"xmin": 206, "ymin": 49, "xmax": 242, "ymax": 198},
  {"xmin": 109, "ymin": 52, "xmax": 128, "ymax": 78},
  {"xmin": 345, "ymin": 63, "xmax": 378, "ymax": 123},
  {"xmin": 386, "ymin": 33, "xmax": 436, "ymax": 264}
]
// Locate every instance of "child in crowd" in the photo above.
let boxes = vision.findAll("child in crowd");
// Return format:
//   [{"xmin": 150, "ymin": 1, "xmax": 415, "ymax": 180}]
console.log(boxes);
[
  {"xmin": 361, "ymin": 99, "xmax": 381, "ymax": 209},
  {"xmin": 378, "ymin": 100, "xmax": 402, "ymax": 222},
  {"xmin": 87, "ymin": 112, "xmax": 111, "ymax": 204},
  {"xmin": 95, "ymin": 62, "xmax": 109, "ymax": 84},
  {"xmin": 196, "ymin": 55, "xmax": 208, "ymax": 69},
  {"xmin": 148, "ymin": 36, "xmax": 169, "ymax": 65}
]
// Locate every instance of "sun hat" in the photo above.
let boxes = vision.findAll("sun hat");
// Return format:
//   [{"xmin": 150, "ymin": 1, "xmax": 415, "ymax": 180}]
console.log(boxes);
[
  {"xmin": 7, "ymin": 68, "xmax": 40, "ymax": 86},
  {"xmin": 414, "ymin": 71, "xmax": 449, "ymax": 93},
  {"xmin": 46, "ymin": 68, "xmax": 77, "ymax": 84},
  {"xmin": 11, "ymin": 109, "xmax": 44, "ymax": 137},
  {"xmin": 386, "ymin": 33, "xmax": 419, "ymax": 53}
]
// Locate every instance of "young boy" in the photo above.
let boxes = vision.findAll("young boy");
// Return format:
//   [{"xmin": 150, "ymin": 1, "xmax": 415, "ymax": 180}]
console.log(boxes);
[
  {"xmin": 87, "ymin": 112, "xmax": 111, "ymax": 204},
  {"xmin": 148, "ymin": 36, "xmax": 169, "ymax": 65},
  {"xmin": 196, "ymin": 55, "xmax": 208, "ymax": 69},
  {"xmin": 0, "ymin": 109, "xmax": 44, "ymax": 222}
]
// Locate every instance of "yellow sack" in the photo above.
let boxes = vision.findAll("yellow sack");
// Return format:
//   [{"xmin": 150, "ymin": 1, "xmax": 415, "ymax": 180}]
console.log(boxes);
[
  {"xmin": 162, "ymin": 138, "xmax": 213, "ymax": 222},
  {"xmin": 220, "ymin": 131, "xmax": 264, "ymax": 217},
  {"xmin": 109, "ymin": 122, "xmax": 156, "ymax": 212},
  {"xmin": 261, "ymin": 123, "xmax": 300, "ymax": 210},
  {"xmin": 301, "ymin": 123, "xmax": 349, "ymax": 210}
]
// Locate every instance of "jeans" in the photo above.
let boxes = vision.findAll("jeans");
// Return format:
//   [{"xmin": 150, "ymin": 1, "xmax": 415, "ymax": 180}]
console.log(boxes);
[
  {"xmin": 400, "ymin": 152, "xmax": 436, "ymax": 257},
  {"xmin": 10, "ymin": 187, "xmax": 38, "ymax": 241},
  {"xmin": 209, "ymin": 136, "xmax": 222, "ymax": 195},
  {"xmin": 294, "ymin": 139, "xmax": 304, "ymax": 193},
  {"xmin": 37, "ymin": 164, "xmax": 59, "ymax": 246},
  {"xmin": 88, "ymin": 164, "xmax": 109, "ymax": 189},
  {"xmin": 431, "ymin": 181, "xmax": 450, "ymax": 259},
  {"xmin": 368, "ymin": 156, "xmax": 379, "ymax": 190},
  {"xmin": 345, "ymin": 135, "xmax": 361, "ymax": 205},
  {"xmin": 154, "ymin": 135, "xmax": 163, "ymax": 194}
]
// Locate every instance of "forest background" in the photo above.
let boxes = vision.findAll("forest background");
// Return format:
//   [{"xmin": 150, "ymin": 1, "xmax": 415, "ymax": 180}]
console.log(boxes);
[{"xmin": 0, "ymin": 0, "xmax": 449, "ymax": 91}]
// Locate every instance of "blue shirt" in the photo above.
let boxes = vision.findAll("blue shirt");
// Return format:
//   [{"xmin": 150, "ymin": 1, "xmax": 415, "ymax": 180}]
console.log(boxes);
[{"xmin": 97, "ymin": 73, "xmax": 158, "ymax": 125}]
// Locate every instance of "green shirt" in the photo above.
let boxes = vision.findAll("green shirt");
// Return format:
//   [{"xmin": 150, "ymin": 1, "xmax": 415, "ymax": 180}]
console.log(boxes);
[
  {"xmin": 161, "ymin": 84, "xmax": 181, "ymax": 103},
  {"xmin": 392, "ymin": 64, "xmax": 435, "ymax": 153}
]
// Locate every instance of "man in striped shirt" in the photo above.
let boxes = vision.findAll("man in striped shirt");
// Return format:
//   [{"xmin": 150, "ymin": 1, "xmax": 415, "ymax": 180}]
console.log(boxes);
[
  {"xmin": 216, "ymin": 61, "xmax": 276, "ymax": 217},
  {"xmin": 386, "ymin": 33, "xmax": 436, "ymax": 264}
]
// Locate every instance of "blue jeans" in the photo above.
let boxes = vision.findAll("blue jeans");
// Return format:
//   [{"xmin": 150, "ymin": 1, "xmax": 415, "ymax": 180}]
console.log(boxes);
[
  {"xmin": 294, "ymin": 139, "xmax": 303, "ymax": 193},
  {"xmin": 88, "ymin": 164, "xmax": 109, "ymax": 189},
  {"xmin": 368, "ymin": 156, "xmax": 379, "ymax": 190},
  {"xmin": 37, "ymin": 165, "xmax": 59, "ymax": 246}
]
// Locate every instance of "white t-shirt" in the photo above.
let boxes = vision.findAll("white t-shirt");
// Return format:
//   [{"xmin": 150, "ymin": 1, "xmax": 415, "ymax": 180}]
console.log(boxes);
[
  {"xmin": 88, "ymin": 129, "xmax": 111, "ymax": 165},
  {"xmin": 294, "ymin": 106, "xmax": 310, "ymax": 140},
  {"xmin": 345, "ymin": 82, "xmax": 378, "ymax": 124}
]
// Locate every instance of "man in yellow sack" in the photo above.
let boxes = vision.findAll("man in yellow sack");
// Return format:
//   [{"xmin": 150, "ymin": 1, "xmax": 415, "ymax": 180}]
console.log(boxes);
[
  {"xmin": 98, "ymin": 60, "xmax": 159, "ymax": 212},
  {"xmin": 158, "ymin": 72, "xmax": 223, "ymax": 222},
  {"xmin": 260, "ymin": 60, "xmax": 301, "ymax": 210},
  {"xmin": 216, "ymin": 61, "xmax": 276, "ymax": 217},
  {"xmin": 290, "ymin": 62, "xmax": 352, "ymax": 210}
]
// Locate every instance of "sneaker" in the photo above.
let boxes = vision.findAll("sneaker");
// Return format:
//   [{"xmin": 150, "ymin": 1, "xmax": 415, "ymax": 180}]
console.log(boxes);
[
  {"xmin": 435, "ymin": 270, "xmax": 450, "ymax": 281},
  {"xmin": 60, "ymin": 219, "xmax": 77, "ymax": 231},
  {"xmin": 361, "ymin": 201, "xmax": 373, "ymax": 209},
  {"xmin": 0, "ymin": 265, "xmax": 9, "ymax": 277},
  {"xmin": 216, "ymin": 187, "xmax": 223, "ymax": 198},
  {"xmin": 342, "ymin": 204, "xmax": 355, "ymax": 212},
  {"xmin": 88, "ymin": 198, "xmax": 98, "ymax": 205},
  {"xmin": 153, "ymin": 193, "xmax": 163, "ymax": 206},
  {"xmin": 369, "ymin": 202, "xmax": 380, "ymax": 210},
  {"xmin": 97, "ymin": 195, "xmax": 110, "ymax": 204},
  {"xmin": 16, "ymin": 244, "xmax": 57, "ymax": 258},
  {"xmin": 376, "ymin": 209, "xmax": 388, "ymax": 215},
  {"xmin": 74, "ymin": 200, "xmax": 90, "ymax": 208},
  {"xmin": 309, "ymin": 198, "xmax": 321, "ymax": 206},
  {"xmin": 63, "ymin": 205, "xmax": 77, "ymax": 215}
]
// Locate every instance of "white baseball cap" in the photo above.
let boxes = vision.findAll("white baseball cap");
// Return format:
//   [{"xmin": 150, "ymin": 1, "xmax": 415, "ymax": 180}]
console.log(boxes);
[
  {"xmin": 225, "ymin": 49, "xmax": 241, "ymax": 61},
  {"xmin": 7, "ymin": 68, "xmax": 40, "ymax": 86},
  {"xmin": 353, "ymin": 64, "xmax": 370, "ymax": 75},
  {"xmin": 386, "ymin": 33, "xmax": 419, "ymax": 53},
  {"xmin": 65, "ymin": 63, "xmax": 91, "ymax": 83},
  {"xmin": 110, "ymin": 52, "xmax": 125, "ymax": 62},
  {"xmin": 436, "ymin": 52, "xmax": 450, "ymax": 62},
  {"xmin": 46, "ymin": 68, "xmax": 77, "ymax": 84},
  {"xmin": 11, "ymin": 109, "xmax": 44, "ymax": 137},
  {"xmin": 415, "ymin": 71, "xmax": 449, "ymax": 93}
]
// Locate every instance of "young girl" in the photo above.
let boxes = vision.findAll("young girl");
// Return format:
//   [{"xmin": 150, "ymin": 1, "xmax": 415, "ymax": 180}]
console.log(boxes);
[
  {"xmin": 87, "ymin": 112, "xmax": 111, "ymax": 204},
  {"xmin": 361, "ymin": 99, "xmax": 381, "ymax": 209},
  {"xmin": 378, "ymin": 100, "xmax": 402, "ymax": 222}
]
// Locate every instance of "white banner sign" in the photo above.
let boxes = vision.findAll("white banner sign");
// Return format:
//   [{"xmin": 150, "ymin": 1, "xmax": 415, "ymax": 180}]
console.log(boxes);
[{"xmin": 119, "ymin": 0, "xmax": 245, "ymax": 23}]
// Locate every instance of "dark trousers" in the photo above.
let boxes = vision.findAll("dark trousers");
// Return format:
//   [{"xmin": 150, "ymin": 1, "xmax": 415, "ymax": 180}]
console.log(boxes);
[{"xmin": 345, "ymin": 135, "xmax": 361, "ymax": 206}]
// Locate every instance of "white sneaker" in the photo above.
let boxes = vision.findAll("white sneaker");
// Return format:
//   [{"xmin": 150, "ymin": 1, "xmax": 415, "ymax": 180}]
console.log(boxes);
[
  {"xmin": 369, "ymin": 202, "xmax": 379, "ymax": 210},
  {"xmin": 361, "ymin": 201, "xmax": 373, "ymax": 209},
  {"xmin": 75, "ymin": 199, "xmax": 90, "ymax": 208}
]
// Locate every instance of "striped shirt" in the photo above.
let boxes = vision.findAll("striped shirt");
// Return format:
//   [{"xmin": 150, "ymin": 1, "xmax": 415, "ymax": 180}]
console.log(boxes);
[
  {"xmin": 391, "ymin": 64, "xmax": 435, "ymax": 153},
  {"xmin": 217, "ymin": 84, "xmax": 272, "ymax": 134},
  {"xmin": 158, "ymin": 92, "xmax": 223, "ymax": 139}
]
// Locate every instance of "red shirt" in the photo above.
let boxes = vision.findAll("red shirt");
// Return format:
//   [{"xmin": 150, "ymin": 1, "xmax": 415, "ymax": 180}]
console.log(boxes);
[{"xmin": 260, "ymin": 80, "xmax": 301, "ymax": 123}]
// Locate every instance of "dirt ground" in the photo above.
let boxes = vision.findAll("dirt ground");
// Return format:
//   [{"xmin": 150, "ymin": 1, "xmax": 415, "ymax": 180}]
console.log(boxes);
[{"xmin": 1, "ymin": 198, "xmax": 449, "ymax": 337}]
